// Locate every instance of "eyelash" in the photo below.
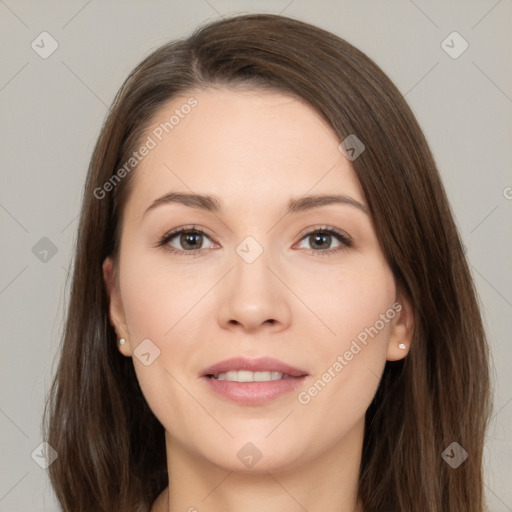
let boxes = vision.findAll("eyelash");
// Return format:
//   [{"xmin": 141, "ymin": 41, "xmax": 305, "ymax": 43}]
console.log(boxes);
[{"xmin": 156, "ymin": 224, "xmax": 353, "ymax": 258}]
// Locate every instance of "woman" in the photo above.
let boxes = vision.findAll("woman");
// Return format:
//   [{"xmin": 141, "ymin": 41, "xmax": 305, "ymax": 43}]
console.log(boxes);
[{"xmin": 43, "ymin": 13, "xmax": 493, "ymax": 512}]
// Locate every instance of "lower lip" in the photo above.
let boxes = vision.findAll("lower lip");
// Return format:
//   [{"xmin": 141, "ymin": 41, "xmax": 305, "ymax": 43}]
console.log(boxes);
[{"xmin": 202, "ymin": 375, "xmax": 307, "ymax": 405}]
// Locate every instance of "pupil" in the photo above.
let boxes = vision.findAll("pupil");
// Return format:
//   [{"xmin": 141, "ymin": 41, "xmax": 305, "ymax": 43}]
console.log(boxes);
[
  {"xmin": 312, "ymin": 233, "xmax": 330, "ymax": 249},
  {"xmin": 182, "ymin": 232, "xmax": 201, "ymax": 250}
]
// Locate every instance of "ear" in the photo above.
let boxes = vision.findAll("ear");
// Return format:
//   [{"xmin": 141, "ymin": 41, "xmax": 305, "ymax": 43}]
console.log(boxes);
[
  {"xmin": 386, "ymin": 289, "xmax": 414, "ymax": 361},
  {"xmin": 102, "ymin": 256, "xmax": 131, "ymax": 357}
]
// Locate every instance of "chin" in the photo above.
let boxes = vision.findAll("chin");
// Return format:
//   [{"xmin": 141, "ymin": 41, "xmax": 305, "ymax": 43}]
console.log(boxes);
[{"xmin": 194, "ymin": 435, "xmax": 306, "ymax": 474}]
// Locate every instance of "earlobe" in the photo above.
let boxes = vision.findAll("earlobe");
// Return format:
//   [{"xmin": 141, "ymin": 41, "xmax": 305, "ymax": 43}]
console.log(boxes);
[
  {"xmin": 386, "ymin": 293, "xmax": 414, "ymax": 361},
  {"xmin": 102, "ymin": 257, "xmax": 131, "ymax": 357}
]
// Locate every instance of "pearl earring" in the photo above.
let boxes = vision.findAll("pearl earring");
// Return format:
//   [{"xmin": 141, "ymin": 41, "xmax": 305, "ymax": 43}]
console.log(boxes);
[
  {"xmin": 119, "ymin": 338, "xmax": 126, "ymax": 346},
  {"xmin": 398, "ymin": 343, "xmax": 406, "ymax": 350}
]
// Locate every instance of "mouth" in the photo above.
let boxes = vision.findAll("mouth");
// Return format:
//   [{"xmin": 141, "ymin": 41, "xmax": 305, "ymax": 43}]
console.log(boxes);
[
  {"xmin": 207, "ymin": 370, "xmax": 301, "ymax": 382},
  {"xmin": 201, "ymin": 356, "xmax": 308, "ymax": 379},
  {"xmin": 201, "ymin": 357, "xmax": 309, "ymax": 405}
]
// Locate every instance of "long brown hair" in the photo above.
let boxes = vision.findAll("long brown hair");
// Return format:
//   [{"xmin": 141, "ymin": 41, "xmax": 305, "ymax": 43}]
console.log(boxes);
[{"xmin": 43, "ymin": 13, "xmax": 493, "ymax": 511}]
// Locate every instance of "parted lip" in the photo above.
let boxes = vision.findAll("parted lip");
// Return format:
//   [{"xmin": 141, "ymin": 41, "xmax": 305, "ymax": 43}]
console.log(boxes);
[{"xmin": 201, "ymin": 356, "xmax": 308, "ymax": 378}]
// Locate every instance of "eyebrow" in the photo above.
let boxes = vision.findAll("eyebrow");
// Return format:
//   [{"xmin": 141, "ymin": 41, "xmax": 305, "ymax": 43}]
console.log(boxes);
[{"xmin": 143, "ymin": 192, "xmax": 369, "ymax": 218}]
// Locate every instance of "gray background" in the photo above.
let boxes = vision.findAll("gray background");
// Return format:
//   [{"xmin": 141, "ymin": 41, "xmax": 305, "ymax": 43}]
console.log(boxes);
[{"xmin": 0, "ymin": 0, "xmax": 511, "ymax": 510}]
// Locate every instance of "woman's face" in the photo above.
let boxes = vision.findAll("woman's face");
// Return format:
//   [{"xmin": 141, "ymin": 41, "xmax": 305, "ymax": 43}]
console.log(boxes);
[{"xmin": 103, "ymin": 87, "xmax": 413, "ymax": 473}]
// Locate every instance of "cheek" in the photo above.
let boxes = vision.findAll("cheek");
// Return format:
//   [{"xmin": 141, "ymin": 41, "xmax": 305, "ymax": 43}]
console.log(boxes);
[
  {"xmin": 117, "ymin": 251, "xmax": 212, "ymax": 426},
  {"xmin": 120, "ymin": 270, "xmax": 201, "ymax": 439},
  {"xmin": 300, "ymin": 259, "xmax": 396, "ymax": 352},
  {"xmin": 119, "ymin": 250, "xmax": 211, "ymax": 343},
  {"xmin": 296, "ymin": 263, "xmax": 396, "ymax": 408}
]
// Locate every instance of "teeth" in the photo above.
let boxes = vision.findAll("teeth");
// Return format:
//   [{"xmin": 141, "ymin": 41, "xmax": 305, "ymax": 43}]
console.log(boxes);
[{"xmin": 215, "ymin": 370, "xmax": 284, "ymax": 382}]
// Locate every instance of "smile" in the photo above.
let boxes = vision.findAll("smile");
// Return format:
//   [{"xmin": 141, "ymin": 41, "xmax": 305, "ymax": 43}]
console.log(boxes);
[{"xmin": 209, "ymin": 370, "xmax": 296, "ymax": 382}]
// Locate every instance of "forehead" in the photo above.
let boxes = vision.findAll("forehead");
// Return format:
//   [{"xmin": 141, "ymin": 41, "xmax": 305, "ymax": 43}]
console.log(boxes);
[{"xmin": 125, "ymin": 87, "xmax": 365, "ymax": 219}]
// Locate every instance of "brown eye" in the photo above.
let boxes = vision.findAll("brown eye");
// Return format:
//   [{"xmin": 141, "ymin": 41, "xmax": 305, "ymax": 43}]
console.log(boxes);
[
  {"xmin": 295, "ymin": 227, "xmax": 353, "ymax": 256},
  {"xmin": 158, "ymin": 226, "xmax": 216, "ymax": 256},
  {"xmin": 308, "ymin": 232, "xmax": 334, "ymax": 250},
  {"xmin": 178, "ymin": 231, "xmax": 205, "ymax": 250}
]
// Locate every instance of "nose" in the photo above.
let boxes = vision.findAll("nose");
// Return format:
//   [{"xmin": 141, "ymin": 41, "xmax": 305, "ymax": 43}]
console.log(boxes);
[{"xmin": 216, "ymin": 246, "xmax": 291, "ymax": 333}]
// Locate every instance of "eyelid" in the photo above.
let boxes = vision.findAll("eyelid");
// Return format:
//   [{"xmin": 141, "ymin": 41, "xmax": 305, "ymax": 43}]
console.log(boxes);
[{"xmin": 295, "ymin": 225, "xmax": 352, "ymax": 245}]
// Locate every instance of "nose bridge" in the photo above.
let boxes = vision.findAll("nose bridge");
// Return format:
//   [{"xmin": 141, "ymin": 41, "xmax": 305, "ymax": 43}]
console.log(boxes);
[
  {"xmin": 217, "ymin": 234, "xmax": 291, "ymax": 331},
  {"xmin": 231, "ymin": 235, "xmax": 276, "ymax": 303},
  {"xmin": 234, "ymin": 238, "xmax": 272, "ymax": 291}
]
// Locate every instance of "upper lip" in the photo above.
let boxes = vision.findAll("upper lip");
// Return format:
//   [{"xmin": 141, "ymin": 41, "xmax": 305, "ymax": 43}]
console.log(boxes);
[{"xmin": 202, "ymin": 357, "xmax": 308, "ymax": 377}]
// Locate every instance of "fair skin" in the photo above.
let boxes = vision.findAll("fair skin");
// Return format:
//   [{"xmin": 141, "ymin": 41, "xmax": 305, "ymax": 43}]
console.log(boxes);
[{"xmin": 103, "ymin": 87, "xmax": 414, "ymax": 512}]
